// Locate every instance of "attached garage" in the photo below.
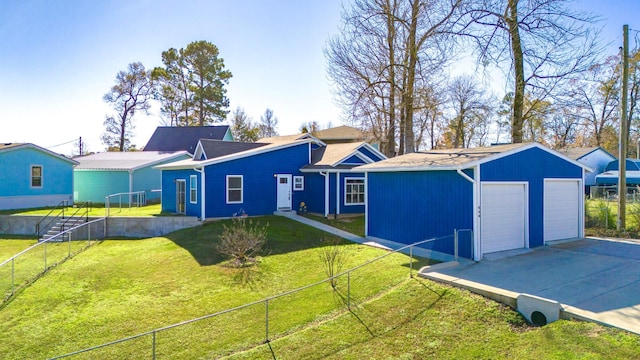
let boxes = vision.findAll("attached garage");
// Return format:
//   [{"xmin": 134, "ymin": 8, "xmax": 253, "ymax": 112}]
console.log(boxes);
[
  {"xmin": 543, "ymin": 179, "xmax": 581, "ymax": 242},
  {"xmin": 359, "ymin": 142, "xmax": 591, "ymax": 261}
]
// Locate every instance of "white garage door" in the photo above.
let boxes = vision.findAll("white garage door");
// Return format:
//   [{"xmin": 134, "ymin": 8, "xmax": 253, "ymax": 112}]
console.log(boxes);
[
  {"xmin": 544, "ymin": 180, "xmax": 580, "ymax": 242},
  {"xmin": 481, "ymin": 183, "xmax": 527, "ymax": 254}
]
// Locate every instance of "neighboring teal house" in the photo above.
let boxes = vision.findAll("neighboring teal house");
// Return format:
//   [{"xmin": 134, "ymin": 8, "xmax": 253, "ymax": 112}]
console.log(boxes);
[
  {"xmin": 0, "ymin": 143, "xmax": 78, "ymax": 210},
  {"xmin": 74, "ymin": 151, "xmax": 191, "ymax": 203}
]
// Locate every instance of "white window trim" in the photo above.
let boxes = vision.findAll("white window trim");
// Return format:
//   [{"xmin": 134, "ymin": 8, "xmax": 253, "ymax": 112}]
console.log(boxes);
[
  {"xmin": 293, "ymin": 176, "xmax": 304, "ymax": 191},
  {"xmin": 226, "ymin": 175, "xmax": 243, "ymax": 204},
  {"xmin": 344, "ymin": 177, "xmax": 365, "ymax": 206},
  {"xmin": 30, "ymin": 164, "xmax": 43, "ymax": 188},
  {"xmin": 189, "ymin": 175, "xmax": 197, "ymax": 204}
]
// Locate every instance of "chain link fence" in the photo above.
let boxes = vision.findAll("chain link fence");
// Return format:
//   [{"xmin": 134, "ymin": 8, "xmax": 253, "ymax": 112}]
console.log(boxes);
[{"xmin": 0, "ymin": 218, "xmax": 106, "ymax": 306}]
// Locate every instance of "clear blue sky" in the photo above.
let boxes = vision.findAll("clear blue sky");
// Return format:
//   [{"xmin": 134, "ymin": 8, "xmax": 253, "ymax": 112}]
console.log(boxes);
[{"xmin": 0, "ymin": 0, "xmax": 637, "ymax": 155}]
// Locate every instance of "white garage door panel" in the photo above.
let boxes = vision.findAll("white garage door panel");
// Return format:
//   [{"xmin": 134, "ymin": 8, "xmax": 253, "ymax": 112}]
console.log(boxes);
[
  {"xmin": 481, "ymin": 183, "xmax": 526, "ymax": 254},
  {"xmin": 544, "ymin": 180, "xmax": 580, "ymax": 241}
]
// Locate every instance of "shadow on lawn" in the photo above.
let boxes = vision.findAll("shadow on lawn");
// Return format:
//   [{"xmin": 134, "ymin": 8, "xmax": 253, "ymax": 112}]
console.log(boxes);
[{"xmin": 163, "ymin": 215, "xmax": 339, "ymax": 266}]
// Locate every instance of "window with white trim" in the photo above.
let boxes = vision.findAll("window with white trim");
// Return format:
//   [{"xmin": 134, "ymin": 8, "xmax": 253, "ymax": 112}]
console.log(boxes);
[
  {"xmin": 189, "ymin": 175, "xmax": 197, "ymax": 203},
  {"xmin": 344, "ymin": 178, "xmax": 365, "ymax": 205},
  {"xmin": 226, "ymin": 175, "xmax": 243, "ymax": 204},
  {"xmin": 31, "ymin": 165, "xmax": 43, "ymax": 188},
  {"xmin": 293, "ymin": 176, "xmax": 304, "ymax": 191}
]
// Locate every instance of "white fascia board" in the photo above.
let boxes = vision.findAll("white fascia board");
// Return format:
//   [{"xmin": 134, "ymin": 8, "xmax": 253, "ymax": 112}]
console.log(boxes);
[
  {"xmin": 3, "ymin": 143, "xmax": 79, "ymax": 165},
  {"xmin": 129, "ymin": 151, "xmax": 192, "ymax": 171}
]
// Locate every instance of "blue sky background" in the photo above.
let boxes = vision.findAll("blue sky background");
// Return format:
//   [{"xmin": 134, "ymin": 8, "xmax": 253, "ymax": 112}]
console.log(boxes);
[{"xmin": 0, "ymin": 0, "xmax": 637, "ymax": 155}]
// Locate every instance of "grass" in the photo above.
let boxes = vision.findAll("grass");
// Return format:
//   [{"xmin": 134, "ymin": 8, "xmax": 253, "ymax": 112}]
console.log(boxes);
[
  {"xmin": 0, "ymin": 216, "xmax": 637, "ymax": 359},
  {"xmin": 303, "ymin": 213, "xmax": 365, "ymax": 237},
  {"xmin": 0, "ymin": 237, "xmax": 37, "ymax": 263},
  {"xmin": 0, "ymin": 204, "xmax": 164, "ymax": 217}
]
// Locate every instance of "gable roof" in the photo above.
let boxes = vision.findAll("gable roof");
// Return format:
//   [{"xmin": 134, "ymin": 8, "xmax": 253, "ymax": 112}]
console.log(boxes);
[
  {"xmin": 301, "ymin": 142, "xmax": 387, "ymax": 171},
  {"xmin": 356, "ymin": 142, "xmax": 592, "ymax": 172},
  {"xmin": 143, "ymin": 126, "xmax": 231, "ymax": 153},
  {"xmin": 157, "ymin": 136, "xmax": 321, "ymax": 170},
  {"xmin": 0, "ymin": 142, "xmax": 78, "ymax": 165},
  {"xmin": 311, "ymin": 125, "xmax": 366, "ymax": 141},
  {"xmin": 559, "ymin": 147, "xmax": 616, "ymax": 161},
  {"xmin": 74, "ymin": 151, "xmax": 190, "ymax": 171},
  {"xmin": 196, "ymin": 139, "xmax": 267, "ymax": 160}
]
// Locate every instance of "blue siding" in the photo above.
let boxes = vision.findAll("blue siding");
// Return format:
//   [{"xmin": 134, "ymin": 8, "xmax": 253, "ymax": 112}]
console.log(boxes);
[
  {"xmin": 0, "ymin": 147, "xmax": 74, "ymax": 197},
  {"xmin": 302, "ymin": 173, "xmax": 326, "ymax": 214},
  {"xmin": 340, "ymin": 172, "xmax": 366, "ymax": 214},
  {"xmin": 359, "ymin": 147, "xmax": 385, "ymax": 162},
  {"xmin": 161, "ymin": 169, "xmax": 200, "ymax": 216},
  {"xmin": 481, "ymin": 147, "xmax": 582, "ymax": 248},
  {"xmin": 341, "ymin": 155, "xmax": 366, "ymax": 165},
  {"xmin": 367, "ymin": 171, "xmax": 473, "ymax": 256},
  {"xmin": 203, "ymin": 144, "xmax": 309, "ymax": 218}
]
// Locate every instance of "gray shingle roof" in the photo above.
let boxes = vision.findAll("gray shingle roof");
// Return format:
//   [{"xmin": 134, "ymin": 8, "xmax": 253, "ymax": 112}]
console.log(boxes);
[
  {"xmin": 357, "ymin": 143, "xmax": 531, "ymax": 171},
  {"xmin": 558, "ymin": 147, "xmax": 615, "ymax": 161},
  {"xmin": 74, "ymin": 151, "xmax": 189, "ymax": 170},
  {"xmin": 199, "ymin": 140, "xmax": 267, "ymax": 159},
  {"xmin": 143, "ymin": 126, "xmax": 230, "ymax": 152}
]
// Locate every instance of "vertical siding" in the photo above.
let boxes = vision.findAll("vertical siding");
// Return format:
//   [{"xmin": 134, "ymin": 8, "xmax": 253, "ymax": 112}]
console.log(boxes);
[
  {"xmin": 204, "ymin": 144, "xmax": 310, "ymax": 218},
  {"xmin": 480, "ymin": 147, "xmax": 583, "ymax": 248},
  {"xmin": 342, "ymin": 155, "xmax": 366, "ymax": 164},
  {"xmin": 359, "ymin": 147, "xmax": 384, "ymax": 162},
  {"xmin": 302, "ymin": 173, "xmax": 326, "ymax": 214},
  {"xmin": 367, "ymin": 170, "xmax": 473, "ymax": 256},
  {"xmin": 340, "ymin": 172, "xmax": 366, "ymax": 214},
  {"xmin": 161, "ymin": 169, "xmax": 200, "ymax": 216}
]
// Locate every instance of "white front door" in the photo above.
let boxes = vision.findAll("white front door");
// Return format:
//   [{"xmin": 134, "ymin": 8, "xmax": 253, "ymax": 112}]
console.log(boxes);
[{"xmin": 277, "ymin": 174, "xmax": 292, "ymax": 210}]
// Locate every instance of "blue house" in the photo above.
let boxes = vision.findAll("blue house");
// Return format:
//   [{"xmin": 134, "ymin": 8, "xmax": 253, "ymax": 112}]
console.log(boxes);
[
  {"xmin": 357, "ymin": 143, "xmax": 590, "ymax": 261},
  {"xmin": 74, "ymin": 151, "xmax": 191, "ymax": 203},
  {"xmin": 0, "ymin": 143, "xmax": 78, "ymax": 210},
  {"xmin": 156, "ymin": 132, "xmax": 386, "ymax": 219},
  {"xmin": 559, "ymin": 147, "xmax": 615, "ymax": 194}
]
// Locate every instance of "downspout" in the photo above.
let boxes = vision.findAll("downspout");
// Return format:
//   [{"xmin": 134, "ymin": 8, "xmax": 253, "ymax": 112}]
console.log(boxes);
[
  {"xmin": 194, "ymin": 167, "xmax": 205, "ymax": 221},
  {"xmin": 457, "ymin": 167, "xmax": 480, "ymax": 261},
  {"xmin": 129, "ymin": 169, "xmax": 133, "ymax": 206},
  {"xmin": 320, "ymin": 171, "xmax": 329, "ymax": 218},
  {"xmin": 335, "ymin": 172, "xmax": 340, "ymax": 218}
]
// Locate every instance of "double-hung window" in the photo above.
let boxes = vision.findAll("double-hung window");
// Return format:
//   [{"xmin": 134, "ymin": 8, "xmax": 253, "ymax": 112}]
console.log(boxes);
[
  {"xmin": 31, "ymin": 165, "xmax": 43, "ymax": 188},
  {"xmin": 344, "ymin": 178, "xmax": 365, "ymax": 205},
  {"xmin": 189, "ymin": 175, "xmax": 197, "ymax": 203},
  {"xmin": 226, "ymin": 175, "xmax": 243, "ymax": 204}
]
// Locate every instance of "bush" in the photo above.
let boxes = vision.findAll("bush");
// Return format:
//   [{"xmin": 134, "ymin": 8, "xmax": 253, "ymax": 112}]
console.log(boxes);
[
  {"xmin": 216, "ymin": 218, "xmax": 267, "ymax": 267},
  {"xmin": 585, "ymin": 200, "xmax": 615, "ymax": 229},
  {"xmin": 319, "ymin": 238, "xmax": 347, "ymax": 289}
]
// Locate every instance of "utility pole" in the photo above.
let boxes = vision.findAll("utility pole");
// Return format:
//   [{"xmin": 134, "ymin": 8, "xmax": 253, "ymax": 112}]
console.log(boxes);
[
  {"xmin": 618, "ymin": 24, "xmax": 629, "ymax": 231},
  {"xmin": 78, "ymin": 137, "xmax": 83, "ymax": 156}
]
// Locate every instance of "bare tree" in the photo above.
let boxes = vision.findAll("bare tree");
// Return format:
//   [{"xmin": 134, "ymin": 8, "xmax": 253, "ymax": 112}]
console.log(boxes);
[
  {"xmin": 461, "ymin": 0, "xmax": 601, "ymax": 143},
  {"xmin": 258, "ymin": 109, "xmax": 279, "ymax": 138},
  {"xmin": 102, "ymin": 62, "xmax": 154, "ymax": 151},
  {"xmin": 442, "ymin": 75, "xmax": 494, "ymax": 148},
  {"xmin": 229, "ymin": 107, "xmax": 259, "ymax": 142},
  {"xmin": 325, "ymin": 0, "xmax": 464, "ymax": 156}
]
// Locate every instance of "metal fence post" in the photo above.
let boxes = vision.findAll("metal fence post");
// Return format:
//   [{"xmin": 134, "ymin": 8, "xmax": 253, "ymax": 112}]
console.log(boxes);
[
  {"xmin": 152, "ymin": 331, "xmax": 156, "ymax": 360},
  {"xmin": 68, "ymin": 232, "xmax": 72, "ymax": 257},
  {"xmin": 11, "ymin": 258, "xmax": 15, "ymax": 291},
  {"xmin": 44, "ymin": 241, "xmax": 47, "ymax": 271},
  {"xmin": 409, "ymin": 246, "xmax": 414, "ymax": 278},
  {"xmin": 347, "ymin": 272, "xmax": 351, "ymax": 310},
  {"xmin": 265, "ymin": 299, "xmax": 269, "ymax": 342},
  {"xmin": 454, "ymin": 229, "xmax": 459, "ymax": 261}
]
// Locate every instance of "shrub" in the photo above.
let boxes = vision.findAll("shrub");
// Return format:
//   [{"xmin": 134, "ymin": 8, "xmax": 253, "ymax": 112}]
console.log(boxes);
[
  {"xmin": 319, "ymin": 238, "xmax": 347, "ymax": 289},
  {"xmin": 216, "ymin": 218, "xmax": 267, "ymax": 267}
]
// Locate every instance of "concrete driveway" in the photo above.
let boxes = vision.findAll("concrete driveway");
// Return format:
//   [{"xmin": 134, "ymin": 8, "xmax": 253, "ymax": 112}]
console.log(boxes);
[{"xmin": 420, "ymin": 237, "xmax": 640, "ymax": 335}]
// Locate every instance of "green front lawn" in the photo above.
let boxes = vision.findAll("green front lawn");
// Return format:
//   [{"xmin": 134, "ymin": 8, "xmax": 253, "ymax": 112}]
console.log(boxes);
[
  {"xmin": 0, "ymin": 237, "xmax": 37, "ymax": 263},
  {"xmin": 0, "ymin": 204, "xmax": 164, "ymax": 217},
  {"xmin": 303, "ymin": 213, "xmax": 365, "ymax": 237},
  {"xmin": 0, "ymin": 216, "xmax": 636, "ymax": 359}
]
